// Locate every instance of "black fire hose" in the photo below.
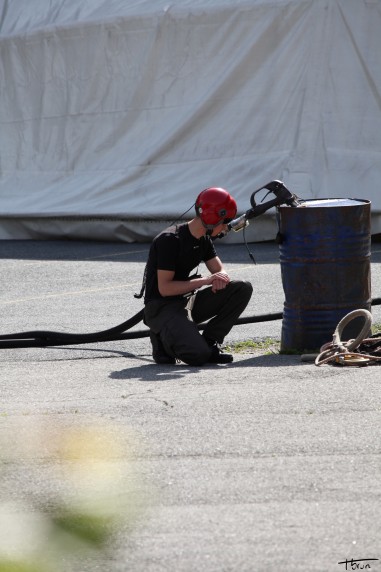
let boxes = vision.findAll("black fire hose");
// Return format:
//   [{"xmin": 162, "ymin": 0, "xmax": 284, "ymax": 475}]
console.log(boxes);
[{"xmin": 0, "ymin": 300, "xmax": 380, "ymax": 350}]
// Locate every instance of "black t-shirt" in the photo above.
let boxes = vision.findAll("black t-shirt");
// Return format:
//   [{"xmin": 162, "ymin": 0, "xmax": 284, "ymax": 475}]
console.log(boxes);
[{"xmin": 144, "ymin": 223, "xmax": 217, "ymax": 303}]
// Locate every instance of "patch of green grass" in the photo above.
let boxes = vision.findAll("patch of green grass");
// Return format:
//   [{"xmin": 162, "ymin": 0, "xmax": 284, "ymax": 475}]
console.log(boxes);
[
  {"xmin": 225, "ymin": 322, "xmax": 381, "ymax": 356},
  {"xmin": 225, "ymin": 338, "xmax": 280, "ymax": 354},
  {"xmin": 372, "ymin": 322, "xmax": 381, "ymax": 335}
]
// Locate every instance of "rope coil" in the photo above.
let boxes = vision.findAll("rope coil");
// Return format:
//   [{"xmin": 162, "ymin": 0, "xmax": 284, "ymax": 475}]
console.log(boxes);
[{"xmin": 315, "ymin": 309, "xmax": 381, "ymax": 366}]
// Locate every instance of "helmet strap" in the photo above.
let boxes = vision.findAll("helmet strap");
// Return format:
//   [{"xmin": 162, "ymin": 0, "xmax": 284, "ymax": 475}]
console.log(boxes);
[{"xmin": 201, "ymin": 219, "xmax": 224, "ymax": 235}]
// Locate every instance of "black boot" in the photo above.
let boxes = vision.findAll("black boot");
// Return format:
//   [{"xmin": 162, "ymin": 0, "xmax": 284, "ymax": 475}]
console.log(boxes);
[
  {"xmin": 149, "ymin": 332, "xmax": 176, "ymax": 365},
  {"xmin": 204, "ymin": 337, "xmax": 233, "ymax": 364}
]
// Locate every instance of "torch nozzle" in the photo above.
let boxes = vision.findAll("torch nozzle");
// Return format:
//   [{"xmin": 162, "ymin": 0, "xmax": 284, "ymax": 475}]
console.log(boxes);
[{"xmin": 227, "ymin": 213, "xmax": 249, "ymax": 232}]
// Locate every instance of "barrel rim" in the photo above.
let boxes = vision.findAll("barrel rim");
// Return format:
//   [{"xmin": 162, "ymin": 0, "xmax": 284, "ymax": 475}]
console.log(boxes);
[{"xmin": 279, "ymin": 197, "xmax": 371, "ymax": 210}]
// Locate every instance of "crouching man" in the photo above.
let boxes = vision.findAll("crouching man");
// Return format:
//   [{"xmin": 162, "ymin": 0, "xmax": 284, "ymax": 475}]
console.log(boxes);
[{"xmin": 142, "ymin": 187, "xmax": 253, "ymax": 366}]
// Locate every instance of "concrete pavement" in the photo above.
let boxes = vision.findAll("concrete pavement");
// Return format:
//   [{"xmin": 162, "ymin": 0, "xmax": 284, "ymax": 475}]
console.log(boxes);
[{"xmin": 1, "ymin": 239, "xmax": 381, "ymax": 572}]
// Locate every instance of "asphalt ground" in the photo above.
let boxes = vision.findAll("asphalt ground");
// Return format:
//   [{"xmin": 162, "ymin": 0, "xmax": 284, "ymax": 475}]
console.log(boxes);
[{"xmin": 1, "ymin": 238, "xmax": 381, "ymax": 572}]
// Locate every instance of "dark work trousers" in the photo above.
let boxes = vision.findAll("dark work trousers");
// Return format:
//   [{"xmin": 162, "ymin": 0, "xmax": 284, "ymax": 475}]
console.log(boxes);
[{"xmin": 144, "ymin": 280, "xmax": 253, "ymax": 366}]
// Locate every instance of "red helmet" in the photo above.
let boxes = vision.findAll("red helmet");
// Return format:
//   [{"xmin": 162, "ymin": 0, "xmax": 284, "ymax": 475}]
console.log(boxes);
[{"xmin": 195, "ymin": 187, "xmax": 237, "ymax": 229}]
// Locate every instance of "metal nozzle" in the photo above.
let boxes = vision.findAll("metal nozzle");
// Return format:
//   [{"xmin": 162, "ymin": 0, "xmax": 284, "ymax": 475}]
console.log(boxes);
[{"xmin": 227, "ymin": 214, "xmax": 249, "ymax": 232}]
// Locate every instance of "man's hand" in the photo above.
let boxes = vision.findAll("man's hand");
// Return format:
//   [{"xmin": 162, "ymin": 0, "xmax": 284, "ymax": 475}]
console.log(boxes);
[{"xmin": 205, "ymin": 271, "xmax": 230, "ymax": 293}]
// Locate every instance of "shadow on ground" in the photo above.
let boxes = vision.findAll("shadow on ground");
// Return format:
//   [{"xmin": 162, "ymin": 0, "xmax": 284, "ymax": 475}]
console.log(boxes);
[{"xmin": 109, "ymin": 353, "xmax": 301, "ymax": 382}]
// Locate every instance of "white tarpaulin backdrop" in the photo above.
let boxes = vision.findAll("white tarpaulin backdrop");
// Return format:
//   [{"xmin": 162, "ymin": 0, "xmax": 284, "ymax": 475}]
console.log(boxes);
[{"xmin": 0, "ymin": 0, "xmax": 380, "ymax": 241}]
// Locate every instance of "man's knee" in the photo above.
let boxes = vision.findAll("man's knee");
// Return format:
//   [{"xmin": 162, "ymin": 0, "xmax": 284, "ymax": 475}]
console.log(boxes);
[
  {"xmin": 238, "ymin": 279, "xmax": 253, "ymax": 292},
  {"xmin": 242, "ymin": 280, "xmax": 253, "ymax": 301},
  {"xmin": 168, "ymin": 338, "xmax": 212, "ymax": 367},
  {"xmin": 178, "ymin": 346, "xmax": 211, "ymax": 367},
  {"xmin": 230, "ymin": 280, "xmax": 253, "ymax": 304},
  {"xmin": 160, "ymin": 321, "xmax": 211, "ymax": 366}
]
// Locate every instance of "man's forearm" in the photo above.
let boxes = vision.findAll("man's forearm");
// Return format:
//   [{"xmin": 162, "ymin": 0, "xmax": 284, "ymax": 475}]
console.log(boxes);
[{"xmin": 158, "ymin": 276, "xmax": 209, "ymax": 297}]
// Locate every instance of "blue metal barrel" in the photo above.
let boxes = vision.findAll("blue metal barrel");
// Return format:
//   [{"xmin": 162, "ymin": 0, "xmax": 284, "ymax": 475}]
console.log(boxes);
[{"xmin": 278, "ymin": 199, "xmax": 371, "ymax": 351}]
